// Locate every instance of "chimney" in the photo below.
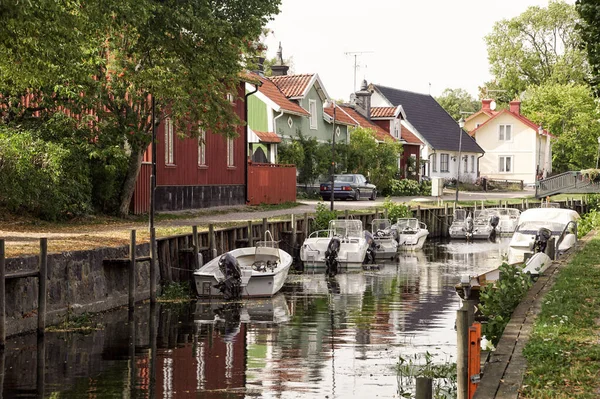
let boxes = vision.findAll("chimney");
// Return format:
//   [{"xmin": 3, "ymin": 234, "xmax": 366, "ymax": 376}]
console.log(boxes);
[
  {"xmin": 481, "ymin": 99, "xmax": 492, "ymax": 111},
  {"xmin": 270, "ymin": 42, "xmax": 289, "ymax": 77},
  {"xmin": 509, "ymin": 99, "xmax": 521, "ymax": 115},
  {"xmin": 353, "ymin": 79, "xmax": 372, "ymax": 119}
]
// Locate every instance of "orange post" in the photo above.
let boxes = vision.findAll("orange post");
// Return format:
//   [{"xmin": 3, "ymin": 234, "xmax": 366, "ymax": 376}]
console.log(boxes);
[{"xmin": 468, "ymin": 322, "xmax": 481, "ymax": 399}]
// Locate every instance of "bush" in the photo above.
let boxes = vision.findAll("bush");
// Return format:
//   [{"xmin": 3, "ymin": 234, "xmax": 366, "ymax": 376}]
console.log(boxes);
[
  {"xmin": 0, "ymin": 128, "xmax": 92, "ymax": 220},
  {"xmin": 313, "ymin": 202, "xmax": 337, "ymax": 232},
  {"xmin": 419, "ymin": 179, "xmax": 432, "ymax": 195},
  {"xmin": 390, "ymin": 179, "xmax": 420, "ymax": 196},
  {"xmin": 382, "ymin": 197, "xmax": 411, "ymax": 224}
]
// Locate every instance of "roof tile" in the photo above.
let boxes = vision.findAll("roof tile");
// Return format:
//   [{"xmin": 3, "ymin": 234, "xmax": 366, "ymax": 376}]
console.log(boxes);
[
  {"xmin": 269, "ymin": 74, "xmax": 314, "ymax": 98},
  {"xmin": 371, "ymin": 107, "xmax": 396, "ymax": 118},
  {"xmin": 251, "ymin": 73, "xmax": 309, "ymax": 116}
]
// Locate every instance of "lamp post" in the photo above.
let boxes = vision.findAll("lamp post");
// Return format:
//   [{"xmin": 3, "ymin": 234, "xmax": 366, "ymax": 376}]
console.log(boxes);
[
  {"xmin": 324, "ymin": 100, "xmax": 337, "ymax": 211},
  {"xmin": 455, "ymin": 117, "xmax": 465, "ymax": 203}
]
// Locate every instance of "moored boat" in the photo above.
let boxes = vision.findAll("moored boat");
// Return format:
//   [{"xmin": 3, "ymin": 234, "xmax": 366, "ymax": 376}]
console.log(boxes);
[
  {"xmin": 392, "ymin": 218, "xmax": 429, "ymax": 250},
  {"xmin": 370, "ymin": 218, "xmax": 399, "ymax": 260}
]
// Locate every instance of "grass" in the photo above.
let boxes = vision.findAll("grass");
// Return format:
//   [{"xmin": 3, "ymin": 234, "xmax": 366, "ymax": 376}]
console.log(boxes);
[
  {"xmin": 47, "ymin": 311, "xmax": 103, "ymax": 333},
  {"xmin": 159, "ymin": 281, "xmax": 194, "ymax": 302},
  {"xmin": 520, "ymin": 236, "xmax": 600, "ymax": 398}
]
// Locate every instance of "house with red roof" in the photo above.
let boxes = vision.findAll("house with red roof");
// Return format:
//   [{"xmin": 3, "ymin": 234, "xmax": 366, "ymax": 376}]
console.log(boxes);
[{"xmin": 464, "ymin": 99, "xmax": 552, "ymax": 185}]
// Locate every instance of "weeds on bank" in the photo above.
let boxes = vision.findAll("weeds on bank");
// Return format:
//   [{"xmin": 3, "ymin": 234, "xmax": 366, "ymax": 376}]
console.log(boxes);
[
  {"xmin": 396, "ymin": 352, "xmax": 457, "ymax": 398},
  {"xmin": 159, "ymin": 281, "xmax": 194, "ymax": 302},
  {"xmin": 520, "ymin": 237, "xmax": 600, "ymax": 398},
  {"xmin": 47, "ymin": 311, "xmax": 103, "ymax": 334}
]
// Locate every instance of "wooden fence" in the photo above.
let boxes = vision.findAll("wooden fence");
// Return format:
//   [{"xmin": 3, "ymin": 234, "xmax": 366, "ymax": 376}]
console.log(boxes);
[{"xmin": 247, "ymin": 162, "xmax": 296, "ymax": 205}]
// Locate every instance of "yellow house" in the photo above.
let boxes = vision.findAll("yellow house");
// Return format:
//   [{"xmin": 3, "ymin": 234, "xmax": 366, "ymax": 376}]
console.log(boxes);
[{"xmin": 464, "ymin": 99, "xmax": 552, "ymax": 185}]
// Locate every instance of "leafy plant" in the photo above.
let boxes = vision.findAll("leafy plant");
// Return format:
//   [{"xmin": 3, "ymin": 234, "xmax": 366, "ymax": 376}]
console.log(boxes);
[
  {"xmin": 396, "ymin": 352, "xmax": 457, "ymax": 399},
  {"xmin": 577, "ymin": 209, "xmax": 600, "ymax": 238},
  {"xmin": 478, "ymin": 262, "xmax": 533, "ymax": 345},
  {"xmin": 390, "ymin": 179, "xmax": 420, "ymax": 196},
  {"xmin": 382, "ymin": 198, "xmax": 411, "ymax": 224},
  {"xmin": 312, "ymin": 202, "xmax": 337, "ymax": 232},
  {"xmin": 160, "ymin": 282, "xmax": 193, "ymax": 302}
]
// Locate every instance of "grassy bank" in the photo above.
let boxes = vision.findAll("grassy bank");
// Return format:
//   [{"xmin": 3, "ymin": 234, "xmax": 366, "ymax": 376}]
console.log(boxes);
[{"xmin": 520, "ymin": 235, "xmax": 600, "ymax": 398}]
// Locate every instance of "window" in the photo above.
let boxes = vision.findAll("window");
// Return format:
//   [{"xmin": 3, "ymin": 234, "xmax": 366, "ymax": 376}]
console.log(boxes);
[
  {"xmin": 309, "ymin": 99, "xmax": 317, "ymax": 129},
  {"xmin": 227, "ymin": 92, "xmax": 235, "ymax": 103},
  {"xmin": 499, "ymin": 124, "xmax": 512, "ymax": 141},
  {"xmin": 431, "ymin": 153, "xmax": 437, "ymax": 172},
  {"xmin": 198, "ymin": 127, "xmax": 206, "ymax": 167},
  {"xmin": 393, "ymin": 119, "xmax": 400, "ymax": 138},
  {"xmin": 470, "ymin": 155, "xmax": 475, "ymax": 173},
  {"xmin": 165, "ymin": 117, "xmax": 174, "ymax": 165},
  {"xmin": 227, "ymin": 136, "xmax": 235, "ymax": 167},
  {"xmin": 463, "ymin": 155, "xmax": 468, "ymax": 174},
  {"xmin": 499, "ymin": 155, "xmax": 513, "ymax": 173},
  {"xmin": 440, "ymin": 153, "xmax": 449, "ymax": 172}
]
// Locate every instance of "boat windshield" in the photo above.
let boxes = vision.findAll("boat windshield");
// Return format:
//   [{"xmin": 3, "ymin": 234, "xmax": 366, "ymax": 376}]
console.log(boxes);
[
  {"xmin": 396, "ymin": 218, "xmax": 419, "ymax": 229},
  {"xmin": 329, "ymin": 219, "xmax": 363, "ymax": 237},
  {"xmin": 453, "ymin": 209, "xmax": 466, "ymax": 222},
  {"xmin": 372, "ymin": 219, "xmax": 392, "ymax": 232},
  {"xmin": 473, "ymin": 210, "xmax": 490, "ymax": 225},
  {"xmin": 516, "ymin": 221, "xmax": 566, "ymax": 235}
]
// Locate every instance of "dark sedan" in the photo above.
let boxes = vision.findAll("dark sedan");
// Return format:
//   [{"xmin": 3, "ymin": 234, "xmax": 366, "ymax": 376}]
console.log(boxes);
[{"xmin": 320, "ymin": 174, "xmax": 377, "ymax": 201}]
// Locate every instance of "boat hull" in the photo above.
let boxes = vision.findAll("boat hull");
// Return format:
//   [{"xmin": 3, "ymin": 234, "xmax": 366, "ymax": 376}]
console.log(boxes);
[
  {"xmin": 300, "ymin": 236, "xmax": 368, "ymax": 269},
  {"xmin": 397, "ymin": 231, "xmax": 428, "ymax": 251}
]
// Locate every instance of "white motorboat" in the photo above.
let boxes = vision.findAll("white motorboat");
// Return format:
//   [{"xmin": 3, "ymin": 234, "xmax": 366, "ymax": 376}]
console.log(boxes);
[
  {"xmin": 370, "ymin": 218, "xmax": 399, "ymax": 260},
  {"xmin": 393, "ymin": 218, "xmax": 429, "ymax": 250},
  {"xmin": 507, "ymin": 208, "xmax": 579, "ymax": 265},
  {"xmin": 449, "ymin": 209, "xmax": 469, "ymax": 239},
  {"xmin": 470, "ymin": 209, "xmax": 496, "ymax": 239},
  {"xmin": 486, "ymin": 207, "xmax": 521, "ymax": 234},
  {"xmin": 194, "ymin": 234, "xmax": 292, "ymax": 299},
  {"xmin": 300, "ymin": 219, "xmax": 369, "ymax": 269}
]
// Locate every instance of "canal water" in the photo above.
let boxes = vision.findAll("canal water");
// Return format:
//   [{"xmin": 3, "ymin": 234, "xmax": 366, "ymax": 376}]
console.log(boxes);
[{"xmin": 2, "ymin": 238, "xmax": 511, "ymax": 398}]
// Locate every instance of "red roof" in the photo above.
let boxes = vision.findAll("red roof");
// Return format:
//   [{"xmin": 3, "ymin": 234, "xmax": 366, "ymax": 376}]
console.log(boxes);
[
  {"xmin": 336, "ymin": 105, "xmax": 392, "ymax": 142},
  {"xmin": 371, "ymin": 107, "xmax": 396, "ymax": 118},
  {"xmin": 469, "ymin": 109, "xmax": 555, "ymax": 138},
  {"xmin": 251, "ymin": 73, "xmax": 309, "ymax": 116},
  {"xmin": 253, "ymin": 131, "xmax": 282, "ymax": 143},
  {"xmin": 269, "ymin": 74, "xmax": 314, "ymax": 98},
  {"xmin": 401, "ymin": 125, "xmax": 423, "ymax": 145},
  {"xmin": 323, "ymin": 106, "xmax": 357, "ymax": 126}
]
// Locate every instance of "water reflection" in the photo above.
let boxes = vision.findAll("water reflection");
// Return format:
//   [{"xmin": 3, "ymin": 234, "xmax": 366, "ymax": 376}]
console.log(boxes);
[{"xmin": 1, "ymin": 239, "xmax": 510, "ymax": 398}]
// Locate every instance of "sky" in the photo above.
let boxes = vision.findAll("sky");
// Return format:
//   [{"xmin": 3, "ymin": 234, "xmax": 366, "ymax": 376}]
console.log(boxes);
[{"xmin": 264, "ymin": 0, "xmax": 575, "ymax": 101}]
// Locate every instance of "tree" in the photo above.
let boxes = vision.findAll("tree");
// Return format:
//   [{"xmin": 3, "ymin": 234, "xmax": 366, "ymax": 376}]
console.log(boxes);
[
  {"xmin": 0, "ymin": 0, "xmax": 281, "ymax": 216},
  {"xmin": 576, "ymin": 0, "xmax": 600, "ymax": 97},
  {"xmin": 485, "ymin": 1, "xmax": 587, "ymax": 98},
  {"xmin": 521, "ymin": 83, "xmax": 600, "ymax": 172},
  {"xmin": 435, "ymin": 88, "xmax": 479, "ymax": 121},
  {"xmin": 346, "ymin": 128, "xmax": 403, "ymax": 194}
]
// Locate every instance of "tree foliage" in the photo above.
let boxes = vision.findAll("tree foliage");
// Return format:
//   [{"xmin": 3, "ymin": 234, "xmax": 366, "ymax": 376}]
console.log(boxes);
[
  {"xmin": 0, "ymin": 0, "xmax": 281, "ymax": 216},
  {"xmin": 435, "ymin": 88, "xmax": 479, "ymax": 121},
  {"xmin": 576, "ymin": 0, "xmax": 600, "ymax": 97},
  {"xmin": 521, "ymin": 83, "xmax": 600, "ymax": 172},
  {"xmin": 485, "ymin": 1, "xmax": 587, "ymax": 98}
]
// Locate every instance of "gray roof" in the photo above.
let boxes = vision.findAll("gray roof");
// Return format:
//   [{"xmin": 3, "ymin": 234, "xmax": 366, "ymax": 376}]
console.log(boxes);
[{"xmin": 373, "ymin": 85, "xmax": 484, "ymax": 154}]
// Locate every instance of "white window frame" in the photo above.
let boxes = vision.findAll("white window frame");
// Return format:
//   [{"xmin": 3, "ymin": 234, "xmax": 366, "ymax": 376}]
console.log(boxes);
[
  {"xmin": 393, "ymin": 119, "xmax": 400, "ymax": 138},
  {"xmin": 440, "ymin": 153, "xmax": 449, "ymax": 172},
  {"xmin": 499, "ymin": 155, "xmax": 513, "ymax": 173},
  {"xmin": 431, "ymin": 153, "xmax": 437, "ymax": 172},
  {"xmin": 227, "ymin": 136, "xmax": 235, "ymax": 167},
  {"xmin": 498, "ymin": 124, "xmax": 512, "ymax": 141},
  {"xmin": 227, "ymin": 92, "xmax": 235, "ymax": 103},
  {"xmin": 309, "ymin": 99, "xmax": 317, "ymax": 130},
  {"xmin": 165, "ymin": 117, "xmax": 175, "ymax": 165},
  {"xmin": 198, "ymin": 127, "xmax": 206, "ymax": 167},
  {"xmin": 470, "ymin": 155, "xmax": 475, "ymax": 173},
  {"xmin": 463, "ymin": 155, "xmax": 468, "ymax": 174}
]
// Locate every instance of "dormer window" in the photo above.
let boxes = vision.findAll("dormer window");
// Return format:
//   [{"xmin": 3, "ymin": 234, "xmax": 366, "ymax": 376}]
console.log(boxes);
[
  {"xmin": 309, "ymin": 99, "xmax": 317, "ymax": 130},
  {"xmin": 393, "ymin": 119, "xmax": 400, "ymax": 138}
]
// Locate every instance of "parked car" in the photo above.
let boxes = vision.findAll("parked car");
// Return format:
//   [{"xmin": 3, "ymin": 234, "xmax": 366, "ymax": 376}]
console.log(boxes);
[{"xmin": 319, "ymin": 174, "xmax": 377, "ymax": 201}]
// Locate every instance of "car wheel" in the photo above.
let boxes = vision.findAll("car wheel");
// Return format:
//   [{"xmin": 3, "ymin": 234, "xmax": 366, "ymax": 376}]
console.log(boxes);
[
  {"xmin": 369, "ymin": 189, "xmax": 377, "ymax": 200},
  {"xmin": 354, "ymin": 190, "xmax": 360, "ymax": 201}
]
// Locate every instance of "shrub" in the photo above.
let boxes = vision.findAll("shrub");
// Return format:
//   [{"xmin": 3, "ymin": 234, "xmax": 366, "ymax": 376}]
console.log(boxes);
[
  {"xmin": 382, "ymin": 197, "xmax": 411, "ymax": 224},
  {"xmin": 390, "ymin": 179, "xmax": 421, "ymax": 196},
  {"xmin": 312, "ymin": 202, "xmax": 337, "ymax": 232},
  {"xmin": 0, "ymin": 128, "xmax": 92, "ymax": 220},
  {"xmin": 419, "ymin": 179, "xmax": 432, "ymax": 195}
]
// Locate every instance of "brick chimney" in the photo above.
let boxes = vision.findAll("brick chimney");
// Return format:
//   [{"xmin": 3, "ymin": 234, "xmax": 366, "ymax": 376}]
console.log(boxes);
[
  {"xmin": 270, "ymin": 42, "xmax": 289, "ymax": 77},
  {"xmin": 353, "ymin": 79, "xmax": 372, "ymax": 119},
  {"xmin": 481, "ymin": 99, "xmax": 493, "ymax": 111},
  {"xmin": 509, "ymin": 99, "xmax": 521, "ymax": 115}
]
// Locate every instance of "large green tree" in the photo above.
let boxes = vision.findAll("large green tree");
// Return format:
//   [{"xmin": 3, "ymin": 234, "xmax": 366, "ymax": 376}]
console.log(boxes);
[
  {"xmin": 435, "ymin": 88, "xmax": 479, "ymax": 121},
  {"xmin": 522, "ymin": 83, "xmax": 600, "ymax": 172},
  {"xmin": 576, "ymin": 0, "xmax": 600, "ymax": 97},
  {"xmin": 0, "ymin": 0, "xmax": 281, "ymax": 216},
  {"xmin": 485, "ymin": 0, "xmax": 587, "ymax": 98}
]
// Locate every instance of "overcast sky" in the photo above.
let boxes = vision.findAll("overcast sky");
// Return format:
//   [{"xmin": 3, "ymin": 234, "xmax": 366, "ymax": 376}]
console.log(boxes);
[{"xmin": 264, "ymin": 0, "xmax": 575, "ymax": 101}]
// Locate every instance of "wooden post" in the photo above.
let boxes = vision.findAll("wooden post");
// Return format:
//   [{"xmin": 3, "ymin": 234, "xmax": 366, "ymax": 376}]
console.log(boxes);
[
  {"xmin": 444, "ymin": 203, "xmax": 449, "ymax": 238},
  {"xmin": 374, "ymin": 207, "xmax": 379, "ymax": 219},
  {"xmin": 417, "ymin": 205, "xmax": 421, "ymax": 220},
  {"xmin": 468, "ymin": 323, "xmax": 482, "ymax": 399},
  {"xmin": 129, "ymin": 230, "xmax": 136, "ymax": 309},
  {"xmin": 36, "ymin": 334, "xmax": 45, "ymax": 398},
  {"xmin": 457, "ymin": 306, "xmax": 469, "ymax": 399},
  {"xmin": 38, "ymin": 238, "xmax": 48, "ymax": 336},
  {"xmin": 303, "ymin": 213, "xmax": 309, "ymax": 241},
  {"xmin": 150, "ymin": 226, "xmax": 157, "ymax": 304},
  {"xmin": 291, "ymin": 214, "xmax": 297, "ymax": 258},
  {"xmin": 192, "ymin": 226, "xmax": 200, "ymax": 270},
  {"xmin": 247, "ymin": 221, "xmax": 254, "ymax": 247},
  {"xmin": 525, "ymin": 198, "xmax": 529, "ymax": 209},
  {"xmin": 0, "ymin": 239, "xmax": 4, "ymax": 347},
  {"xmin": 128, "ymin": 309, "xmax": 136, "ymax": 396},
  {"xmin": 209, "ymin": 224, "xmax": 217, "ymax": 259},
  {"xmin": 149, "ymin": 303, "xmax": 157, "ymax": 399},
  {"xmin": 344, "ymin": 210, "xmax": 349, "ymax": 220},
  {"xmin": 384, "ymin": 208, "xmax": 388, "ymax": 219},
  {"xmin": 416, "ymin": 377, "xmax": 433, "ymax": 399},
  {"xmin": 262, "ymin": 218, "xmax": 268, "ymax": 239}
]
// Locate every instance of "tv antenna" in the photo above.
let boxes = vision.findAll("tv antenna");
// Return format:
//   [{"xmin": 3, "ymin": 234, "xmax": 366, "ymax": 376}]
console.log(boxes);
[{"xmin": 345, "ymin": 51, "xmax": 374, "ymax": 92}]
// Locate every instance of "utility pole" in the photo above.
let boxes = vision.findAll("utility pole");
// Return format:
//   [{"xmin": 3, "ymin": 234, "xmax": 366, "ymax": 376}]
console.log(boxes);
[{"xmin": 345, "ymin": 51, "xmax": 373, "ymax": 92}]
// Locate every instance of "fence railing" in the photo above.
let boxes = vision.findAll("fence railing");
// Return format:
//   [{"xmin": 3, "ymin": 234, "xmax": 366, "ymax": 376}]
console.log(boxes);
[{"xmin": 535, "ymin": 171, "xmax": 600, "ymax": 198}]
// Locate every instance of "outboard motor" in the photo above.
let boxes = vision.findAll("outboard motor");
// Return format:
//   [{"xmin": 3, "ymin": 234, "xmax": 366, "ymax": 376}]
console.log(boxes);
[
  {"xmin": 533, "ymin": 227, "xmax": 552, "ymax": 254},
  {"xmin": 363, "ymin": 230, "xmax": 378, "ymax": 264},
  {"xmin": 325, "ymin": 237, "xmax": 341, "ymax": 277},
  {"xmin": 489, "ymin": 215, "xmax": 500, "ymax": 241},
  {"xmin": 465, "ymin": 213, "xmax": 474, "ymax": 241},
  {"xmin": 214, "ymin": 253, "xmax": 243, "ymax": 300}
]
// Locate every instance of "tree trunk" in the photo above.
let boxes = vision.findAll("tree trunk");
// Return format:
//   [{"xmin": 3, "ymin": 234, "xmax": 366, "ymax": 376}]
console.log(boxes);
[{"xmin": 118, "ymin": 148, "xmax": 145, "ymax": 217}]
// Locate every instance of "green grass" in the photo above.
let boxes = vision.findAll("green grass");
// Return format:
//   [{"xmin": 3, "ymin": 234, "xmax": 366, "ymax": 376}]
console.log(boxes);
[
  {"xmin": 47, "ymin": 312, "xmax": 103, "ymax": 333},
  {"xmin": 520, "ymin": 236, "xmax": 600, "ymax": 398},
  {"xmin": 159, "ymin": 281, "xmax": 194, "ymax": 302}
]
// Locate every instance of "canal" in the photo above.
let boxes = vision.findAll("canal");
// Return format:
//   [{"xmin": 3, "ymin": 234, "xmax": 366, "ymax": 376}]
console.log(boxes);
[{"xmin": 3, "ymin": 238, "xmax": 511, "ymax": 398}]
